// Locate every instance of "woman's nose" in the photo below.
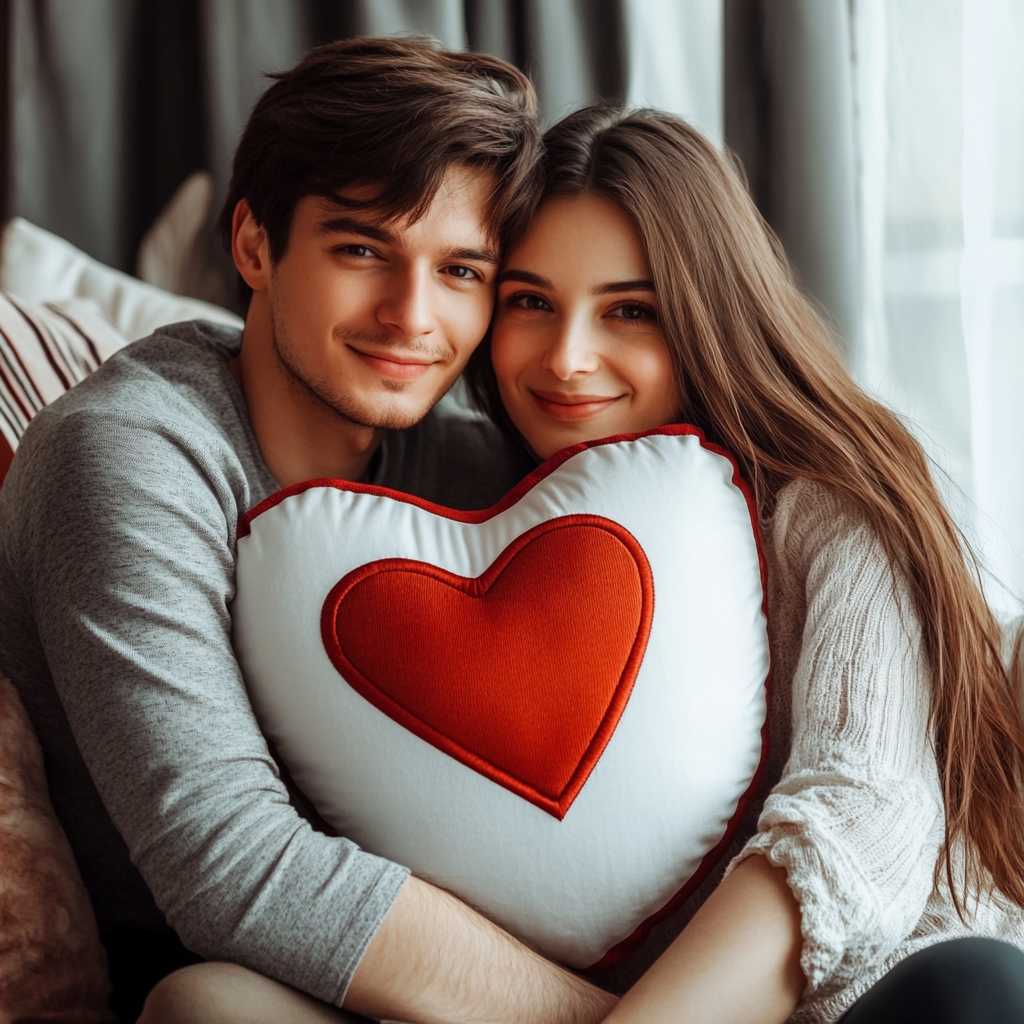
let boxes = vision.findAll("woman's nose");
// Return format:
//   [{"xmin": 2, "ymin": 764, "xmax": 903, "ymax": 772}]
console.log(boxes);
[{"xmin": 542, "ymin": 315, "xmax": 601, "ymax": 379}]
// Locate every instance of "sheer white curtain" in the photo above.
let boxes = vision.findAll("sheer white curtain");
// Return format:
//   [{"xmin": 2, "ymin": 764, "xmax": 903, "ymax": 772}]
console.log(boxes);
[
  {"xmin": 849, "ymin": 0, "xmax": 1024, "ymax": 615},
  {"xmin": 624, "ymin": 0, "xmax": 723, "ymax": 144}
]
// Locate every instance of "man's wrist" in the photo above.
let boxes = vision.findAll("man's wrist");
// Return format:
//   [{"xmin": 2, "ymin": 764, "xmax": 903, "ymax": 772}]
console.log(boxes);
[
  {"xmin": 536, "ymin": 965, "xmax": 617, "ymax": 1024},
  {"xmin": 346, "ymin": 876, "xmax": 616, "ymax": 1024}
]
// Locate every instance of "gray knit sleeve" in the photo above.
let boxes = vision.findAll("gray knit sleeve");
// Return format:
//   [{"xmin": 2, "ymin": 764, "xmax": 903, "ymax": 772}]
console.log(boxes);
[{"xmin": 10, "ymin": 404, "xmax": 408, "ymax": 1007}]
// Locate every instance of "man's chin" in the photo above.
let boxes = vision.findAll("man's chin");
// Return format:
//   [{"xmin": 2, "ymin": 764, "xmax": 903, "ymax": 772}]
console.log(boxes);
[
  {"xmin": 293, "ymin": 368, "xmax": 455, "ymax": 430},
  {"xmin": 333, "ymin": 391, "xmax": 450, "ymax": 431},
  {"xmin": 354, "ymin": 407, "xmax": 434, "ymax": 431}
]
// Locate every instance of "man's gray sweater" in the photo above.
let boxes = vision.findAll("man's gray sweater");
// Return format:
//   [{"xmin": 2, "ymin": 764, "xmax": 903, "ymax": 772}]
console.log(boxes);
[{"xmin": 0, "ymin": 320, "xmax": 523, "ymax": 1006}]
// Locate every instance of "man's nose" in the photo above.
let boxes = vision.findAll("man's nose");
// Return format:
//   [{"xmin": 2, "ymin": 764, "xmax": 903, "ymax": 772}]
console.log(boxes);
[
  {"xmin": 377, "ymin": 264, "xmax": 439, "ymax": 340},
  {"xmin": 543, "ymin": 314, "xmax": 601, "ymax": 380}
]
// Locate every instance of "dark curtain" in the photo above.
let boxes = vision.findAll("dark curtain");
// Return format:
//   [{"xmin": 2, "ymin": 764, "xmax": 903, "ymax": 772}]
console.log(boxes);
[
  {"xmin": 2, "ymin": 0, "xmax": 629, "ymax": 277},
  {"xmin": 1, "ymin": 0, "xmax": 857, "ymax": 347},
  {"xmin": 725, "ymin": 0, "xmax": 860, "ymax": 358}
]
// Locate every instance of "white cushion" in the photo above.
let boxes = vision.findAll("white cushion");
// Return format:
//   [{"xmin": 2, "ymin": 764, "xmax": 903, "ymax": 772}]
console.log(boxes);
[
  {"xmin": 234, "ymin": 427, "xmax": 770, "ymax": 970},
  {"xmin": 0, "ymin": 218, "xmax": 242, "ymax": 342}
]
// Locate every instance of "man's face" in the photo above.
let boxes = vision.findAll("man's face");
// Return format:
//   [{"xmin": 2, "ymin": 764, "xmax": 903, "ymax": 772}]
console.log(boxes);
[{"xmin": 259, "ymin": 166, "xmax": 497, "ymax": 430}]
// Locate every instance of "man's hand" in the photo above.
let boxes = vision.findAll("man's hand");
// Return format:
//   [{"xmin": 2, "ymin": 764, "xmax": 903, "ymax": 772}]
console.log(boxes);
[{"xmin": 344, "ymin": 876, "xmax": 618, "ymax": 1024}]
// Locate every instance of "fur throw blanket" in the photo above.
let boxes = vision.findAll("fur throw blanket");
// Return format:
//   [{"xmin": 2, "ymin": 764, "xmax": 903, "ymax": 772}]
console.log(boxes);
[{"xmin": 0, "ymin": 674, "xmax": 112, "ymax": 1022}]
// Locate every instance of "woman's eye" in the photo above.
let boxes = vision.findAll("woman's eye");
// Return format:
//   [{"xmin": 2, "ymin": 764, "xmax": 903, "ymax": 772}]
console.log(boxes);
[
  {"xmin": 610, "ymin": 302, "xmax": 657, "ymax": 322},
  {"xmin": 506, "ymin": 292, "xmax": 553, "ymax": 312}
]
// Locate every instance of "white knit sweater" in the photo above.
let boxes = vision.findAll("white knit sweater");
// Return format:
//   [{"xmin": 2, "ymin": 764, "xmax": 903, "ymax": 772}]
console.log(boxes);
[{"xmin": 598, "ymin": 476, "xmax": 1024, "ymax": 1022}]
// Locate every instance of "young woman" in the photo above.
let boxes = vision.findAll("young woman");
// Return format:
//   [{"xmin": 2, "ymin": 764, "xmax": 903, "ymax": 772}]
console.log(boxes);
[{"xmin": 462, "ymin": 104, "xmax": 1024, "ymax": 1023}]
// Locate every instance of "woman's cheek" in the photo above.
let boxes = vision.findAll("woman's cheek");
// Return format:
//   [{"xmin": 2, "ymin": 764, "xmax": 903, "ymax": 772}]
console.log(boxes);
[
  {"xmin": 629, "ymin": 337, "xmax": 677, "ymax": 420},
  {"xmin": 490, "ymin": 324, "xmax": 543, "ymax": 446},
  {"xmin": 490, "ymin": 321, "xmax": 528, "ymax": 388}
]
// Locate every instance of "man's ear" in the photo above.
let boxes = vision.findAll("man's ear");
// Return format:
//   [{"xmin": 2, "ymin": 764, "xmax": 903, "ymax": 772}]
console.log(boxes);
[{"xmin": 232, "ymin": 200, "xmax": 271, "ymax": 293}]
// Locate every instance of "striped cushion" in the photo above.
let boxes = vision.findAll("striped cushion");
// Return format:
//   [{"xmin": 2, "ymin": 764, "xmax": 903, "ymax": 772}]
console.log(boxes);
[{"xmin": 0, "ymin": 291, "xmax": 126, "ymax": 484}]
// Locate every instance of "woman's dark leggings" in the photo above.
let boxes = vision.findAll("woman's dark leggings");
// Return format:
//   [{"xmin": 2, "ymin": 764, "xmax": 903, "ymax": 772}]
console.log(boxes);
[{"xmin": 840, "ymin": 938, "xmax": 1024, "ymax": 1023}]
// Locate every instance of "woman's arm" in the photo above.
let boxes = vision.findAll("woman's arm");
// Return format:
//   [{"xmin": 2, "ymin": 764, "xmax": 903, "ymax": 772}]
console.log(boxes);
[
  {"xmin": 603, "ymin": 855, "xmax": 803, "ymax": 1024},
  {"xmin": 607, "ymin": 479, "xmax": 944, "ymax": 1022}
]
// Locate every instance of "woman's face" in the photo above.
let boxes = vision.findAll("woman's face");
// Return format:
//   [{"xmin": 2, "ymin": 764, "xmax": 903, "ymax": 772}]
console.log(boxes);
[{"xmin": 491, "ymin": 194, "xmax": 677, "ymax": 459}]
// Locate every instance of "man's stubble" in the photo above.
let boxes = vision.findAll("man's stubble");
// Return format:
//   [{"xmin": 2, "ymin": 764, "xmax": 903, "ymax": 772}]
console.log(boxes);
[{"xmin": 270, "ymin": 303, "xmax": 455, "ymax": 432}]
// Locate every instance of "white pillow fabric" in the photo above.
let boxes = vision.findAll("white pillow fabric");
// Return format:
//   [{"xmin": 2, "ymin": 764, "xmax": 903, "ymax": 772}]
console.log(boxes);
[
  {"xmin": 0, "ymin": 218, "xmax": 242, "ymax": 342},
  {"xmin": 137, "ymin": 171, "xmax": 218, "ymax": 300},
  {"xmin": 234, "ymin": 427, "xmax": 771, "ymax": 970}
]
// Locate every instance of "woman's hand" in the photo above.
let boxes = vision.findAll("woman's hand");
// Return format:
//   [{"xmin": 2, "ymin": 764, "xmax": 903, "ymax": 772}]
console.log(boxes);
[{"xmin": 602, "ymin": 854, "xmax": 804, "ymax": 1024}]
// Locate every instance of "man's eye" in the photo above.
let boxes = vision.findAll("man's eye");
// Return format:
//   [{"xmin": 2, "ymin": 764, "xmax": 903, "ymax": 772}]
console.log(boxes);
[
  {"xmin": 445, "ymin": 265, "xmax": 480, "ymax": 280},
  {"xmin": 610, "ymin": 302, "xmax": 657, "ymax": 322},
  {"xmin": 506, "ymin": 292, "xmax": 552, "ymax": 312},
  {"xmin": 339, "ymin": 244, "xmax": 377, "ymax": 258}
]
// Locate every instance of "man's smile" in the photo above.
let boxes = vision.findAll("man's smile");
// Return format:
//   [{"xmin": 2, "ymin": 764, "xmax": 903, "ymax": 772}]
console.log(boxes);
[{"xmin": 347, "ymin": 344, "xmax": 445, "ymax": 381}]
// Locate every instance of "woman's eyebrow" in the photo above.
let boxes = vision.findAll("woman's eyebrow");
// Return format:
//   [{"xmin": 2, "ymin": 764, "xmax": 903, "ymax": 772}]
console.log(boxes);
[
  {"xmin": 498, "ymin": 269, "xmax": 552, "ymax": 288},
  {"xmin": 592, "ymin": 280, "xmax": 656, "ymax": 295}
]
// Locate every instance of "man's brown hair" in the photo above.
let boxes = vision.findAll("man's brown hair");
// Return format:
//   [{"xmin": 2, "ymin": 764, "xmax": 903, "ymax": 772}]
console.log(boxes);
[{"xmin": 218, "ymin": 36, "xmax": 541, "ymax": 285}]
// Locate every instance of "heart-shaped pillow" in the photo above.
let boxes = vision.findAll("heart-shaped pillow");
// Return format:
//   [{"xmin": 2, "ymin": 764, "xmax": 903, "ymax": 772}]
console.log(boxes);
[{"xmin": 233, "ymin": 426, "xmax": 770, "ymax": 970}]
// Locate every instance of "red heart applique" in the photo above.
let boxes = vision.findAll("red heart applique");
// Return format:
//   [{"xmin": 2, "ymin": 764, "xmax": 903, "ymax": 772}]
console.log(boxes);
[{"xmin": 321, "ymin": 515, "xmax": 654, "ymax": 819}]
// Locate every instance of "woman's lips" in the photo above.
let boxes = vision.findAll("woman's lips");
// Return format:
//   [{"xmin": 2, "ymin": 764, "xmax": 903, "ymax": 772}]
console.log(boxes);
[
  {"xmin": 529, "ymin": 389, "xmax": 622, "ymax": 422},
  {"xmin": 350, "ymin": 347, "xmax": 436, "ymax": 381}
]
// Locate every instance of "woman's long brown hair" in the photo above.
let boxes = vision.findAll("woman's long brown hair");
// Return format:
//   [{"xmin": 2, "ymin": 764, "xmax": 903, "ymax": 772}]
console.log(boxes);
[{"xmin": 468, "ymin": 105, "xmax": 1024, "ymax": 912}]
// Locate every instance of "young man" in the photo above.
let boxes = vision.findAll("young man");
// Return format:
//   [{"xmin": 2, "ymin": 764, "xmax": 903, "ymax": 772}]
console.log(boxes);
[{"xmin": 0, "ymin": 38, "xmax": 616, "ymax": 1024}]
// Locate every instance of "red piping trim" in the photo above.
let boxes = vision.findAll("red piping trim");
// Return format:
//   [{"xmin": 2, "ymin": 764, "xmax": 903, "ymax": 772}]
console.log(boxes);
[
  {"xmin": 320, "ymin": 515, "xmax": 654, "ymax": 820},
  {"xmin": 238, "ymin": 424, "xmax": 773, "ymax": 970}
]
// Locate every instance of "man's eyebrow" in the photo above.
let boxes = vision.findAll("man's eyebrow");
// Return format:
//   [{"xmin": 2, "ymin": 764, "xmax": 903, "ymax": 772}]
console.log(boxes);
[
  {"xmin": 592, "ymin": 280, "xmax": 656, "ymax": 295},
  {"xmin": 315, "ymin": 217, "xmax": 396, "ymax": 245},
  {"xmin": 444, "ymin": 246, "xmax": 500, "ymax": 266},
  {"xmin": 497, "ymin": 269, "xmax": 553, "ymax": 288}
]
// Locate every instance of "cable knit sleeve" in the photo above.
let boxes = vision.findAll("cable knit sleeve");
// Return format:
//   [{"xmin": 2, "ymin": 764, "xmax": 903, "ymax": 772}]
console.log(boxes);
[{"xmin": 732, "ymin": 479, "xmax": 944, "ymax": 1000}]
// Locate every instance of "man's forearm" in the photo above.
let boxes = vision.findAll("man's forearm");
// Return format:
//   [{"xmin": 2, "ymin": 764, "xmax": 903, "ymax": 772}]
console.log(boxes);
[{"xmin": 344, "ymin": 875, "xmax": 618, "ymax": 1024}]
